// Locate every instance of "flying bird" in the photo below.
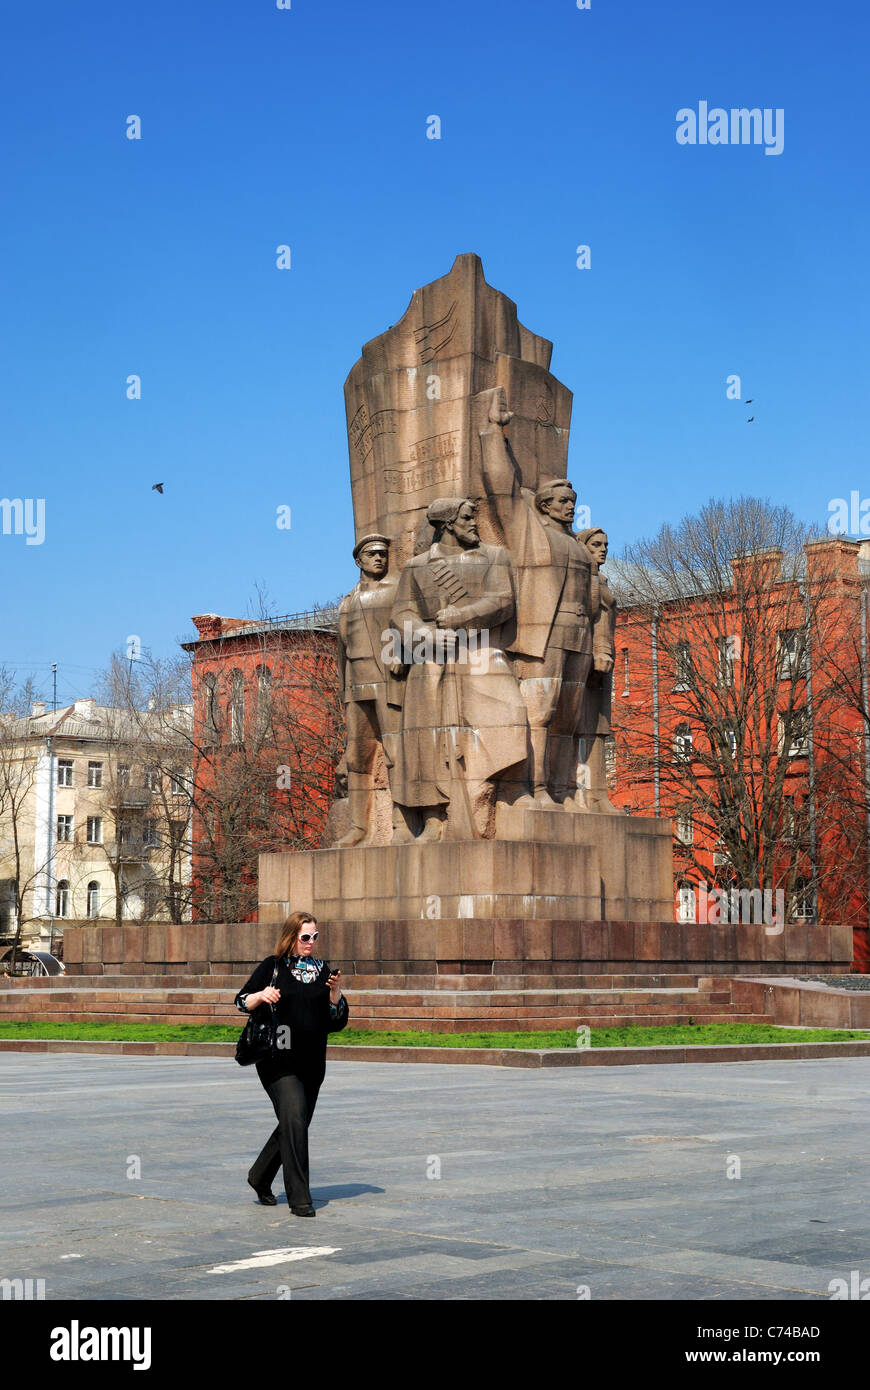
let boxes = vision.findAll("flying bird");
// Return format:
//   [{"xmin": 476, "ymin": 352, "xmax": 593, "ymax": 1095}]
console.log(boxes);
[
  {"xmin": 747, "ymin": 417, "xmax": 754, "ymax": 423},
  {"xmin": 152, "ymin": 483, "xmax": 164, "ymax": 493},
  {"xmin": 745, "ymin": 398, "xmax": 753, "ymax": 403}
]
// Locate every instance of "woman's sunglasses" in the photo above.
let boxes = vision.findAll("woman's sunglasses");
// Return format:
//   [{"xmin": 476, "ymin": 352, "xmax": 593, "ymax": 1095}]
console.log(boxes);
[{"xmin": 298, "ymin": 931, "xmax": 319, "ymax": 942}]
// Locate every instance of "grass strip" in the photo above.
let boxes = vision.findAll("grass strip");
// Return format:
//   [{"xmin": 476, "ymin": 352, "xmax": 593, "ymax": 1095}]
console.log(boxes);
[{"xmin": 0, "ymin": 1021, "xmax": 868, "ymax": 1048}]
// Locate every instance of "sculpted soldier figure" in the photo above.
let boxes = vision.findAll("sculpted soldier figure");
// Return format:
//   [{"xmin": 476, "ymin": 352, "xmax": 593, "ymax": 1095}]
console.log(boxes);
[
  {"xmin": 387, "ymin": 497, "xmax": 528, "ymax": 840},
  {"xmin": 479, "ymin": 386, "xmax": 610, "ymax": 807},
  {"xmin": 576, "ymin": 527, "xmax": 618, "ymax": 811},
  {"xmin": 335, "ymin": 534, "xmax": 406, "ymax": 847}
]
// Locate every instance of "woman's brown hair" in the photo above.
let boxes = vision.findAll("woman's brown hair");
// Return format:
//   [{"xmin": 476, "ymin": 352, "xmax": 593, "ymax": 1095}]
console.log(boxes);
[{"xmin": 275, "ymin": 910, "xmax": 318, "ymax": 960}]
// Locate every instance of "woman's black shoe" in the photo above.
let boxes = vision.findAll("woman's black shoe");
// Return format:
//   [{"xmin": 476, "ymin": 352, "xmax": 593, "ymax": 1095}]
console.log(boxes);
[
  {"xmin": 248, "ymin": 1179, "xmax": 277, "ymax": 1206},
  {"xmin": 291, "ymin": 1204, "xmax": 316, "ymax": 1217}
]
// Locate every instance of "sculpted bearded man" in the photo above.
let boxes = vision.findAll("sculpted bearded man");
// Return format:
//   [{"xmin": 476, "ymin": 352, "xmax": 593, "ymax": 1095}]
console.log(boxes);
[
  {"xmin": 479, "ymin": 386, "xmax": 612, "ymax": 807},
  {"xmin": 387, "ymin": 497, "xmax": 528, "ymax": 840}
]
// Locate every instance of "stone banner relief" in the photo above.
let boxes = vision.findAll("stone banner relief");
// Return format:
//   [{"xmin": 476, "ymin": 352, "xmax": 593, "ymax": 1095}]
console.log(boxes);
[{"xmin": 337, "ymin": 253, "xmax": 618, "ymax": 847}]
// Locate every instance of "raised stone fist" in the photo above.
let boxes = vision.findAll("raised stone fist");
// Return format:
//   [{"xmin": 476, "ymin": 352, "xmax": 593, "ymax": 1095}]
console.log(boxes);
[{"xmin": 487, "ymin": 385, "xmax": 514, "ymax": 429}]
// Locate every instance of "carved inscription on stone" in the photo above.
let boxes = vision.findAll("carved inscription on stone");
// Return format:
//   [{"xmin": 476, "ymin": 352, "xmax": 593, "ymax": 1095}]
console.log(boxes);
[
  {"xmin": 383, "ymin": 431, "xmax": 459, "ymax": 496},
  {"xmin": 409, "ymin": 432, "xmax": 457, "ymax": 465},
  {"xmin": 384, "ymin": 457, "xmax": 454, "ymax": 496},
  {"xmin": 349, "ymin": 407, "xmax": 396, "ymax": 464},
  {"xmin": 349, "ymin": 404, "xmax": 370, "ymax": 463}
]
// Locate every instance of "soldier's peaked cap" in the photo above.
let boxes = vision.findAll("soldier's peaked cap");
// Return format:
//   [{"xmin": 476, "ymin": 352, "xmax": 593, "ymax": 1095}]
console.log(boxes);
[{"xmin": 353, "ymin": 533, "xmax": 391, "ymax": 559}]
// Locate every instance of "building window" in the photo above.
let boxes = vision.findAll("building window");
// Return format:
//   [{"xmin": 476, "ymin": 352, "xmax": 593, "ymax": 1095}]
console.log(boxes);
[
  {"xmin": 788, "ymin": 875, "xmax": 815, "ymax": 921},
  {"xmin": 673, "ymin": 642, "xmax": 694, "ymax": 691},
  {"xmin": 256, "ymin": 666, "xmax": 273, "ymax": 735},
  {"xmin": 201, "ymin": 880, "xmax": 218, "ymax": 920},
  {"xmin": 230, "ymin": 671, "xmax": 245, "ymax": 743},
  {"xmin": 782, "ymin": 795, "xmax": 799, "ymax": 841},
  {"xmin": 777, "ymin": 628, "xmax": 808, "ymax": 681},
  {"xmin": 673, "ymin": 724, "xmax": 693, "ymax": 762},
  {"xmin": 143, "ymin": 883, "xmax": 160, "ymax": 919},
  {"xmin": 724, "ymin": 724, "xmax": 737, "ymax": 758},
  {"xmin": 56, "ymin": 880, "xmax": 70, "ymax": 917},
  {"xmin": 86, "ymin": 816, "xmax": 103, "ymax": 845},
  {"xmin": 118, "ymin": 765, "xmax": 130, "ymax": 787},
  {"xmin": 169, "ymin": 819, "xmax": 187, "ymax": 851},
  {"xmin": 779, "ymin": 710, "xmax": 810, "ymax": 757},
  {"xmin": 677, "ymin": 884, "xmax": 696, "ymax": 923},
  {"xmin": 0, "ymin": 880, "xmax": 17, "ymax": 936},
  {"xmin": 717, "ymin": 634, "xmax": 738, "ymax": 686},
  {"xmin": 203, "ymin": 673, "xmax": 220, "ymax": 739},
  {"xmin": 143, "ymin": 765, "xmax": 159, "ymax": 790},
  {"xmin": 604, "ymin": 734, "xmax": 617, "ymax": 787},
  {"xmin": 675, "ymin": 806, "xmax": 694, "ymax": 845},
  {"xmin": 621, "ymin": 649, "xmax": 629, "ymax": 697},
  {"xmin": 57, "ymin": 759, "xmax": 74, "ymax": 787},
  {"xmin": 118, "ymin": 818, "xmax": 131, "ymax": 844},
  {"xmin": 142, "ymin": 818, "xmax": 158, "ymax": 847},
  {"xmin": 87, "ymin": 761, "xmax": 103, "ymax": 788},
  {"xmin": 87, "ymin": 881, "xmax": 101, "ymax": 918},
  {"xmin": 170, "ymin": 767, "xmax": 186, "ymax": 796},
  {"xmin": 57, "ymin": 815, "xmax": 73, "ymax": 842}
]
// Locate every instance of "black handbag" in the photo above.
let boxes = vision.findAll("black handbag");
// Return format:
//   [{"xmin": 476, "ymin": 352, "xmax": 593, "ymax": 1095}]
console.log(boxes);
[{"xmin": 235, "ymin": 961, "xmax": 280, "ymax": 1066}]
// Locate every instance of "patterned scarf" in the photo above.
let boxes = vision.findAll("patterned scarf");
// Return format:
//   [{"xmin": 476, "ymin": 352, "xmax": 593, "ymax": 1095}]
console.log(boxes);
[{"xmin": 286, "ymin": 954, "xmax": 322, "ymax": 984}]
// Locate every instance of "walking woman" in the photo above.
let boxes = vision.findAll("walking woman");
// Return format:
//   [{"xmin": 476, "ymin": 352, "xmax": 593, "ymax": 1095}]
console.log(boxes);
[{"xmin": 235, "ymin": 910, "xmax": 349, "ymax": 1217}]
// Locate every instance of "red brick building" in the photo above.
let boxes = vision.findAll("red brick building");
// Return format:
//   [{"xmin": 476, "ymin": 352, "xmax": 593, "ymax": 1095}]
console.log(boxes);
[
  {"xmin": 608, "ymin": 537, "xmax": 870, "ymax": 969},
  {"xmin": 181, "ymin": 610, "xmax": 341, "ymax": 922}
]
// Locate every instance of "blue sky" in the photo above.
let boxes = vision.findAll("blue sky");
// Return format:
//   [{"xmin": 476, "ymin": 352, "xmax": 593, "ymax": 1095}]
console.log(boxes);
[{"xmin": 1, "ymin": 0, "xmax": 867, "ymax": 703}]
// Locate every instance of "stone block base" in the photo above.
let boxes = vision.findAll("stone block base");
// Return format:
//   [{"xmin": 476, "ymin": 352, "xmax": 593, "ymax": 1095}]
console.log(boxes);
[
  {"xmin": 260, "ymin": 812, "xmax": 674, "ymax": 923},
  {"xmin": 55, "ymin": 918, "xmax": 854, "ymax": 981}
]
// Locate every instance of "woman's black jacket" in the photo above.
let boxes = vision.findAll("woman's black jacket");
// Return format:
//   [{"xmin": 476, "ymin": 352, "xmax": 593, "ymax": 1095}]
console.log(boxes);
[{"xmin": 235, "ymin": 955, "xmax": 349, "ymax": 1086}]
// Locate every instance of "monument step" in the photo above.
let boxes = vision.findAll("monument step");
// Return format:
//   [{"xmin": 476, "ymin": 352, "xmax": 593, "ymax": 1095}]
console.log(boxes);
[
  {"xmin": 16, "ymin": 970, "xmax": 714, "ymax": 991},
  {"xmin": 0, "ymin": 984, "xmax": 733, "ymax": 1010},
  {"xmin": 336, "ymin": 987, "xmax": 734, "ymax": 1007},
  {"xmin": 343, "ymin": 972, "xmax": 709, "ymax": 991}
]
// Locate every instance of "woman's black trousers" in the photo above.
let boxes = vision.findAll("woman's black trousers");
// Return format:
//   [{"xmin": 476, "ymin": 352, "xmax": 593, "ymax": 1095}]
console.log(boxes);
[{"xmin": 248, "ymin": 1067, "xmax": 321, "ymax": 1209}]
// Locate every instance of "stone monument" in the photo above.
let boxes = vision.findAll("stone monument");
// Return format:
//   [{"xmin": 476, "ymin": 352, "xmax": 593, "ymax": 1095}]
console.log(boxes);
[{"xmin": 261, "ymin": 253, "xmax": 674, "ymax": 926}]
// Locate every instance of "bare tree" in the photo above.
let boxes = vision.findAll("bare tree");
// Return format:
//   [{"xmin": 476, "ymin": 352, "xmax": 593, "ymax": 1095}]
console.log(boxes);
[
  {"xmin": 0, "ymin": 670, "xmax": 52, "ymax": 969},
  {"xmin": 611, "ymin": 498, "xmax": 852, "ymax": 918},
  {"xmin": 82, "ymin": 658, "xmax": 195, "ymax": 927},
  {"xmin": 812, "ymin": 560, "xmax": 870, "ymax": 941},
  {"xmin": 109, "ymin": 595, "xmax": 345, "ymax": 923}
]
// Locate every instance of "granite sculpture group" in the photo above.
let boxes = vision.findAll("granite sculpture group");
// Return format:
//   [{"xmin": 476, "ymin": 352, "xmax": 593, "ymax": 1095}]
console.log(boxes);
[{"xmin": 335, "ymin": 254, "xmax": 618, "ymax": 847}]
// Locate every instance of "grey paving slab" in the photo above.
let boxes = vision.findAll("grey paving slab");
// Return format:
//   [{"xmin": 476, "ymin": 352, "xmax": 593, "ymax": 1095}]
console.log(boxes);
[{"xmin": 0, "ymin": 1052, "xmax": 868, "ymax": 1301}]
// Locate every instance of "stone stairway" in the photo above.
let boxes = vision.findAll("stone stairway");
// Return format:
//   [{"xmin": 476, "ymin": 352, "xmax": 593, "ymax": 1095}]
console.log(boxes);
[{"xmin": 0, "ymin": 972, "xmax": 774, "ymax": 1032}]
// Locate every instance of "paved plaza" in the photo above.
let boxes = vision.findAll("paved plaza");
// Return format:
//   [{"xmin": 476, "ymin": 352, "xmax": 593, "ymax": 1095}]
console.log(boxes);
[{"xmin": 1, "ymin": 1052, "xmax": 868, "ymax": 1301}]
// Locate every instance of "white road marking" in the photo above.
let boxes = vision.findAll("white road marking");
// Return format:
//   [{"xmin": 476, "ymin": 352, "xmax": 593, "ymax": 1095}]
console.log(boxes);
[{"xmin": 208, "ymin": 1246, "xmax": 340, "ymax": 1274}]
